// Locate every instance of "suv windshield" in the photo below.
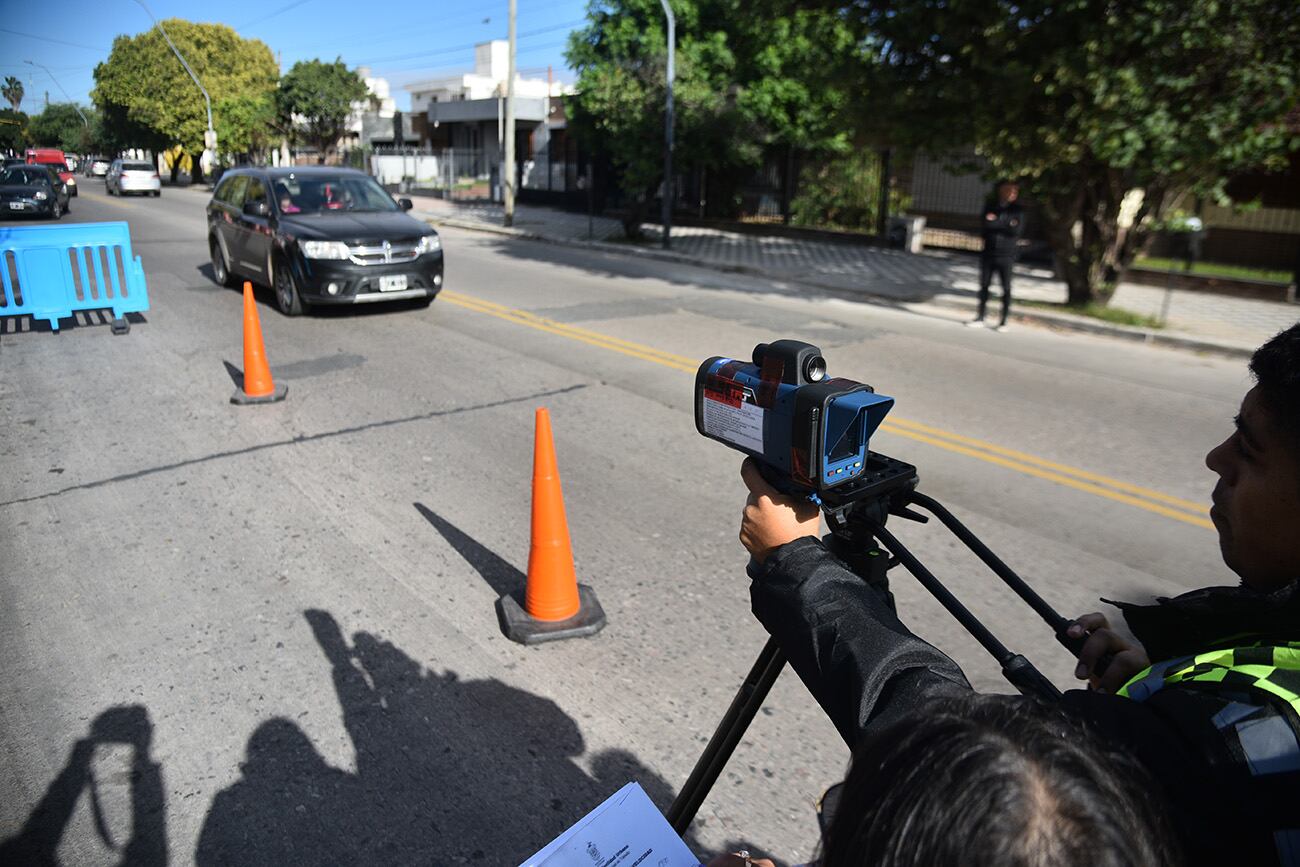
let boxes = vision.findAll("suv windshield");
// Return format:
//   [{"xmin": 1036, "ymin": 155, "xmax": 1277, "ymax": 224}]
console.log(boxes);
[
  {"xmin": 272, "ymin": 174, "xmax": 398, "ymax": 214},
  {"xmin": 1, "ymin": 167, "xmax": 52, "ymax": 186}
]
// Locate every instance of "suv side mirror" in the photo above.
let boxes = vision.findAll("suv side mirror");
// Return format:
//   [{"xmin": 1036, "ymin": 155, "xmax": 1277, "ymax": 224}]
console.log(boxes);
[
  {"xmin": 398, "ymin": 197, "xmax": 413, "ymax": 211},
  {"xmin": 243, "ymin": 200, "xmax": 269, "ymax": 217}
]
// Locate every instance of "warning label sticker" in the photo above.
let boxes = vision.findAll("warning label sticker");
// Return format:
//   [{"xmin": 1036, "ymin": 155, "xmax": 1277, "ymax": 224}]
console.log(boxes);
[{"xmin": 702, "ymin": 391, "xmax": 764, "ymax": 453}]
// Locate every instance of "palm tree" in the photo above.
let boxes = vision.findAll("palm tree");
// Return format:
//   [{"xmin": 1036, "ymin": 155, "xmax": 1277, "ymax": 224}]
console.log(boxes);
[{"xmin": 2, "ymin": 76, "xmax": 23, "ymax": 111}]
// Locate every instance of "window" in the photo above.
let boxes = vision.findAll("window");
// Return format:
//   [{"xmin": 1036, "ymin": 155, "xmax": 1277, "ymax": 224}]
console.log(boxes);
[
  {"xmin": 245, "ymin": 177, "xmax": 267, "ymax": 206},
  {"xmin": 213, "ymin": 175, "xmax": 236, "ymax": 203},
  {"xmin": 224, "ymin": 175, "xmax": 249, "ymax": 207}
]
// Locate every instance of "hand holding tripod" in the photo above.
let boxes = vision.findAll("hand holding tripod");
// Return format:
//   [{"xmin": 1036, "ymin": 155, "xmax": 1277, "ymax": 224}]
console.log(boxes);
[{"xmin": 667, "ymin": 452, "xmax": 1106, "ymax": 834}]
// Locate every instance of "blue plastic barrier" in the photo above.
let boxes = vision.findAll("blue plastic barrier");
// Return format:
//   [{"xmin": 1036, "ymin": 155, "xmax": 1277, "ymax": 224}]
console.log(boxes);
[{"xmin": 0, "ymin": 221, "xmax": 149, "ymax": 333}]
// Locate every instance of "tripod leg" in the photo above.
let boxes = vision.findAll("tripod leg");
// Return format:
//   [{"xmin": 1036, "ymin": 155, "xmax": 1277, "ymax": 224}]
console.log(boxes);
[{"xmin": 667, "ymin": 637, "xmax": 787, "ymax": 835}]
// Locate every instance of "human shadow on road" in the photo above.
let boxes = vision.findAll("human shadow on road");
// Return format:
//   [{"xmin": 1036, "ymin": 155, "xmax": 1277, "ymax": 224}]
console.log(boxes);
[
  {"xmin": 196, "ymin": 609, "xmax": 694, "ymax": 865},
  {"xmin": 0, "ymin": 704, "xmax": 168, "ymax": 866}
]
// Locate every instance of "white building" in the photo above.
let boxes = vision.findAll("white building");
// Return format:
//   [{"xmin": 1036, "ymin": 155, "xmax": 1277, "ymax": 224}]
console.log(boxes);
[{"xmin": 405, "ymin": 41, "xmax": 564, "ymax": 108}]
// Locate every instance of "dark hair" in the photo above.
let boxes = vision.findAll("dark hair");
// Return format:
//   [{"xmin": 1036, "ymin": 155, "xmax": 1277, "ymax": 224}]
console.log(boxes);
[
  {"xmin": 821, "ymin": 694, "xmax": 1179, "ymax": 867},
  {"xmin": 1250, "ymin": 324, "xmax": 1300, "ymax": 447}
]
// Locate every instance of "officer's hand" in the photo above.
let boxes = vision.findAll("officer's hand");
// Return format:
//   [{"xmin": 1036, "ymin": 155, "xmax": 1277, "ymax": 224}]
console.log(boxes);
[
  {"xmin": 1067, "ymin": 613, "xmax": 1150, "ymax": 694},
  {"xmin": 740, "ymin": 458, "xmax": 820, "ymax": 564},
  {"xmin": 706, "ymin": 853, "xmax": 776, "ymax": 867}
]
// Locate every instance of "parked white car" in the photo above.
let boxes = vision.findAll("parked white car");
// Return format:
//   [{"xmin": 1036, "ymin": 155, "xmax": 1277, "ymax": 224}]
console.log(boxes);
[{"xmin": 106, "ymin": 160, "xmax": 161, "ymax": 197}]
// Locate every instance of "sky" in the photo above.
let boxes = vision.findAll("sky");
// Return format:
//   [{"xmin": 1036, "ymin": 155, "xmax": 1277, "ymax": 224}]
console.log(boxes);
[{"xmin": 0, "ymin": 0, "xmax": 591, "ymax": 115}]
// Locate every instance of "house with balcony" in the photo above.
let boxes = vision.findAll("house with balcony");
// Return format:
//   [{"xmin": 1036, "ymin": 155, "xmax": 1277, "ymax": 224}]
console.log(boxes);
[{"xmin": 404, "ymin": 41, "xmax": 569, "ymax": 189}]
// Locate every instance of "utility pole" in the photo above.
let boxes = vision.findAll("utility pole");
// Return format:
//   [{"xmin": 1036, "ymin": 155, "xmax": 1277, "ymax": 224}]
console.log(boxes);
[
  {"xmin": 134, "ymin": 0, "xmax": 217, "ymax": 177},
  {"xmin": 658, "ymin": 0, "xmax": 675, "ymax": 249},
  {"xmin": 503, "ymin": 0, "xmax": 517, "ymax": 227},
  {"xmin": 24, "ymin": 61, "xmax": 87, "ymax": 126}
]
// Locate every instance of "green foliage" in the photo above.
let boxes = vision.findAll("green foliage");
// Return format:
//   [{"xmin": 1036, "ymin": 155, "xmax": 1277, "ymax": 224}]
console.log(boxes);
[
  {"xmin": 0, "ymin": 108, "xmax": 27, "ymax": 152},
  {"xmin": 93, "ymin": 20, "xmax": 278, "ymax": 158},
  {"xmin": 790, "ymin": 149, "xmax": 911, "ymax": 231},
  {"xmin": 1133, "ymin": 257, "xmax": 1291, "ymax": 284},
  {"xmin": 276, "ymin": 59, "xmax": 368, "ymax": 155},
  {"xmin": 217, "ymin": 91, "xmax": 277, "ymax": 158},
  {"xmin": 2, "ymin": 76, "xmax": 23, "ymax": 112},
  {"xmin": 1022, "ymin": 300, "xmax": 1165, "ymax": 329},
  {"xmin": 566, "ymin": 0, "xmax": 863, "ymax": 233},
  {"xmin": 28, "ymin": 103, "xmax": 89, "ymax": 152},
  {"xmin": 847, "ymin": 0, "xmax": 1300, "ymax": 304}
]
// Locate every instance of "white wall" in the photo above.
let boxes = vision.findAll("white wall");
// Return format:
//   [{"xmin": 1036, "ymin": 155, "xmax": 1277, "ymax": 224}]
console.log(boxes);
[{"xmin": 371, "ymin": 153, "xmax": 443, "ymax": 184}]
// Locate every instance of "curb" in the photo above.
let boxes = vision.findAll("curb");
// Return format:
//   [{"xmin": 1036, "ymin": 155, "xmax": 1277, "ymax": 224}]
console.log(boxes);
[{"xmin": 424, "ymin": 215, "xmax": 1258, "ymax": 359}]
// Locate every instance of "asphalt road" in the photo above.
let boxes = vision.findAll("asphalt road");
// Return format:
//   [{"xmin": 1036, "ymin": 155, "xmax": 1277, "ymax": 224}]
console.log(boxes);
[{"xmin": 1, "ymin": 181, "xmax": 1251, "ymax": 865}]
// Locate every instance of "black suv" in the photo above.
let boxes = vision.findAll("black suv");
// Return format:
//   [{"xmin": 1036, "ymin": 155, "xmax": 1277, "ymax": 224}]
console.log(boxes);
[{"xmin": 206, "ymin": 166, "xmax": 444, "ymax": 315}]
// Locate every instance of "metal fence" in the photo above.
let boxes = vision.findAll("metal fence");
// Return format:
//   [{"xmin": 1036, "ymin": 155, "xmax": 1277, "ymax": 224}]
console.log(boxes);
[{"xmin": 369, "ymin": 148, "xmax": 493, "ymax": 201}]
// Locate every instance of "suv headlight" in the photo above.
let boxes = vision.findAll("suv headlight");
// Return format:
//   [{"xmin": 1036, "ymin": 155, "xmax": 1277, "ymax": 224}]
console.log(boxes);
[
  {"xmin": 301, "ymin": 240, "xmax": 351, "ymax": 260},
  {"xmin": 33, "ymin": 190, "xmax": 47, "ymax": 200},
  {"xmin": 416, "ymin": 234, "xmax": 441, "ymax": 254}
]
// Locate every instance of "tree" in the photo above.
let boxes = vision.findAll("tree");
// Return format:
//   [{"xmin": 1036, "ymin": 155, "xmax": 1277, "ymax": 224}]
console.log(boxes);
[
  {"xmin": 0, "ymin": 109, "xmax": 27, "ymax": 153},
  {"xmin": 216, "ymin": 91, "xmax": 278, "ymax": 161},
  {"xmin": 28, "ymin": 103, "xmax": 89, "ymax": 152},
  {"xmin": 838, "ymin": 0, "xmax": 1300, "ymax": 305},
  {"xmin": 93, "ymin": 20, "xmax": 277, "ymax": 176},
  {"xmin": 276, "ymin": 59, "xmax": 367, "ymax": 159},
  {"xmin": 566, "ymin": 1, "xmax": 865, "ymax": 236},
  {"xmin": 2, "ymin": 76, "xmax": 23, "ymax": 111}
]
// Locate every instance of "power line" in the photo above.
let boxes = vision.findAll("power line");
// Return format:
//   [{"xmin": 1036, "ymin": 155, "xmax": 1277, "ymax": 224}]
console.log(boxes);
[
  {"xmin": 0, "ymin": 27, "xmax": 109, "ymax": 53},
  {"xmin": 236, "ymin": 0, "xmax": 313, "ymax": 30},
  {"xmin": 270, "ymin": 5, "xmax": 506, "ymax": 54},
  {"xmin": 356, "ymin": 19, "xmax": 582, "ymax": 67}
]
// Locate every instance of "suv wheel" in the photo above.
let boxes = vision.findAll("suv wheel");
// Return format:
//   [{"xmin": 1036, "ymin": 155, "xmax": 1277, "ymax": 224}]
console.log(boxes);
[
  {"xmin": 210, "ymin": 238, "xmax": 235, "ymax": 288},
  {"xmin": 274, "ymin": 257, "xmax": 307, "ymax": 317},
  {"xmin": 50, "ymin": 200, "xmax": 62, "ymax": 220}
]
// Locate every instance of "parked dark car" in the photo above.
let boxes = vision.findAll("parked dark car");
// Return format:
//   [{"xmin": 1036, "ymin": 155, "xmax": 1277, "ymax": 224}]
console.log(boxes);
[
  {"xmin": 206, "ymin": 167, "xmax": 443, "ymax": 315},
  {"xmin": 0, "ymin": 164, "xmax": 69, "ymax": 219}
]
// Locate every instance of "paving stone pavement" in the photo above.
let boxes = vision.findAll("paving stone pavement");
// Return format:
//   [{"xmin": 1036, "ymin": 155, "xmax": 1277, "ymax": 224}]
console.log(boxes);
[{"xmin": 411, "ymin": 196, "xmax": 1298, "ymax": 350}]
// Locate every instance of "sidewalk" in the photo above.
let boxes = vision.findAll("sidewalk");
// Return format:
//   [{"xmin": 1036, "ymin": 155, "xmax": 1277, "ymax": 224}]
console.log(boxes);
[{"xmin": 410, "ymin": 196, "xmax": 1298, "ymax": 356}]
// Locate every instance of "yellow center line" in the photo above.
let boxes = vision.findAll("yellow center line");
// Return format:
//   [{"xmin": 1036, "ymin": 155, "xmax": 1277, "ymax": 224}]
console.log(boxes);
[
  {"xmin": 442, "ymin": 290, "xmax": 1211, "ymax": 529},
  {"xmin": 881, "ymin": 417, "xmax": 1207, "ymax": 515}
]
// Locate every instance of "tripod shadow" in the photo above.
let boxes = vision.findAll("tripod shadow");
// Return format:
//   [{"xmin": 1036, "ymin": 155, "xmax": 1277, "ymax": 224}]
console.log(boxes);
[
  {"xmin": 0, "ymin": 705, "xmax": 168, "ymax": 866},
  {"xmin": 197, "ymin": 609, "xmax": 694, "ymax": 864}
]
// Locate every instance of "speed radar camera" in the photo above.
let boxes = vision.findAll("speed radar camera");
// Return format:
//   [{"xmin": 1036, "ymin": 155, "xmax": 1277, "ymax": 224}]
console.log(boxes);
[{"xmin": 694, "ymin": 340, "xmax": 894, "ymax": 498}]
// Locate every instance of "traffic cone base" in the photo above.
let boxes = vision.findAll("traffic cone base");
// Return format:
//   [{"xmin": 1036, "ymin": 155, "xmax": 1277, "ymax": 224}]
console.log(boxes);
[
  {"xmin": 231, "ymin": 382, "xmax": 288, "ymax": 405},
  {"xmin": 497, "ymin": 583, "xmax": 606, "ymax": 645}
]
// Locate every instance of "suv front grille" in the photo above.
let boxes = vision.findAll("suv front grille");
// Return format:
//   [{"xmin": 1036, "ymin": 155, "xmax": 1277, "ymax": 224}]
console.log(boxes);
[{"xmin": 348, "ymin": 240, "xmax": 419, "ymax": 266}]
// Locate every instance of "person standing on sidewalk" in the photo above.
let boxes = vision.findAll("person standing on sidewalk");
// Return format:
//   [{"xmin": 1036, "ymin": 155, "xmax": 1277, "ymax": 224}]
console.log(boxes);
[{"xmin": 968, "ymin": 179, "xmax": 1025, "ymax": 331}]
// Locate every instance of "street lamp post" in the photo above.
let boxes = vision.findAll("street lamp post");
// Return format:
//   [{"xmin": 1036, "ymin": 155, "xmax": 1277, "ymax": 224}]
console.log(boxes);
[
  {"xmin": 22, "ymin": 60, "xmax": 88, "ymax": 126},
  {"xmin": 133, "ymin": 0, "xmax": 217, "ymax": 175},
  {"xmin": 658, "ymin": 0, "xmax": 675, "ymax": 250}
]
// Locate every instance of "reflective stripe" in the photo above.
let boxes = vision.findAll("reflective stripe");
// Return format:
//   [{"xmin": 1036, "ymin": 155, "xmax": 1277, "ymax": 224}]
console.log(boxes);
[
  {"xmin": 1119, "ymin": 642, "xmax": 1300, "ymax": 712},
  {"xmin": 1117, "ymin": 655, "xmax": 1194, "ymax": 701}
]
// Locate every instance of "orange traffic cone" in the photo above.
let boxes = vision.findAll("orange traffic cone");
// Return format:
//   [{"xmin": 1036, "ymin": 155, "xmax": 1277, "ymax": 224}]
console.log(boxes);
[
  {"xmin": 498, "ymin": 407, "xmax": 606, "ymax": 644},
  {"xmin": 231, "ymin": 281, "xmax": 287, "ymax": 405}
]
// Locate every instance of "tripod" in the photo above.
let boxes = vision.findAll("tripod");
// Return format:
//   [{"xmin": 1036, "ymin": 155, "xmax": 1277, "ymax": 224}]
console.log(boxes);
[{"xmin": 666, "ymin": 452, "xmax": 1100, "ymax": 835}]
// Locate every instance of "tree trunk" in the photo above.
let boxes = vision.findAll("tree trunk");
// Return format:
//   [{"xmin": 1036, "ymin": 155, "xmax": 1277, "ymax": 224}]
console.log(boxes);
[{"xmin": 1041, "ymin": 166, "xmax": 1163, "ymax": 307}]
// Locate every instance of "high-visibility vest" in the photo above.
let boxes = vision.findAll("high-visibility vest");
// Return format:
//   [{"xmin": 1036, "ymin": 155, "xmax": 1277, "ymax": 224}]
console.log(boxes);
[{"xmin": 1118, "ymin": 642, "xmax": 1300, "ymax": 714}]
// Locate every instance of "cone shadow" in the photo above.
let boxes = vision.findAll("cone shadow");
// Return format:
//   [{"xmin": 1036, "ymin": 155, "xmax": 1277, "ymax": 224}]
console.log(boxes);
[
  {"xmin": 221, "ymin": 360, "xmax": 244, "ymax": 390},
  {"xmin": 413, "ymin": 502, "xmax": 524, "ymax": 597}
]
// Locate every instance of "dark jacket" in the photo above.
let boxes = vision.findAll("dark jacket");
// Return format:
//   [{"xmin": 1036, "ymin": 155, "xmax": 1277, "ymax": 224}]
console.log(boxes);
[
  {"xmin": 751, "ymin": 537, "xmax": 1300, "ymax": 867},
  {"xmin": 981, "ymin": 200, "xmax": 1025, "ymax": 259}
]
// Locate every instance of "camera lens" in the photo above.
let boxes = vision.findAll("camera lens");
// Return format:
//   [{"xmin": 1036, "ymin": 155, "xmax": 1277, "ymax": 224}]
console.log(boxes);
[{"xmin": 804, "ymin": 355, "xmax": 827, "ymax": 382}]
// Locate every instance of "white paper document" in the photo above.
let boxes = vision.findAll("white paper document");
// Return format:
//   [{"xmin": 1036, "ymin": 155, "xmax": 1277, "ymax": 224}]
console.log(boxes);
[{"xmin": 518, "ymin": 782, "xmax": 701, "ymax": 867}]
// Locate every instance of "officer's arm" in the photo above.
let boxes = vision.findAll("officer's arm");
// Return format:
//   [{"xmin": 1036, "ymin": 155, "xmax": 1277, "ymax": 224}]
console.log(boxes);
[{"xmin": 750, "ymin": 538, "xmax": 972, "ymax": 746}]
